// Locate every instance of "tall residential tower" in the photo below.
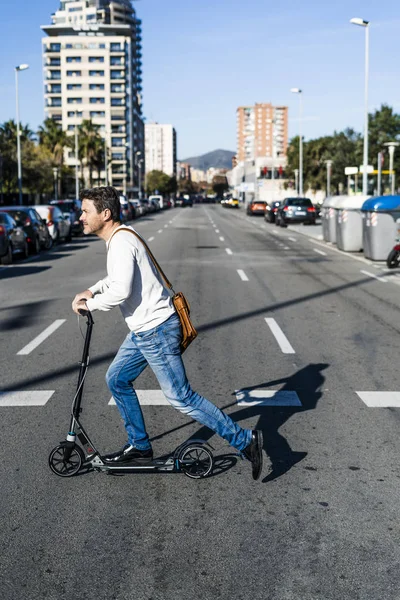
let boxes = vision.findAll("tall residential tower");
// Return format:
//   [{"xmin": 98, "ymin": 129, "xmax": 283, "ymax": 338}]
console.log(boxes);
[
  {"xmin": 145, "ymin": 123, "xmax": 177, "ymax": 178},
  {"xmin": 42, "ymin": 0, "xmax": 144, "ymax": 194},
  {"xmin": 236, "ymin": 103, "xmax": 288, "ymax": 162}
]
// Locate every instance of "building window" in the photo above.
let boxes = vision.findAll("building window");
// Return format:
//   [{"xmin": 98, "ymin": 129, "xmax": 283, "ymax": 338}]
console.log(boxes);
[
  {"xmin": 48, "ymin": 43, "xmax": 61, "ymax": 52},
  {"xmin": 67, "ymin": 97, "xmax": 82, "ymax": 104},
  {"xmin": 49, "ymin": 57, "xmax": 61, "ymax": 66},
  {"xmin": 52, "ymin": 114, "xmax": 62, "ymax": 121},
  {"xmin": 110, "ymin": 56, "xmax": 123, "ymax": 66},
  {"xmin": 89, "ymin": 83, "xmax": 105, "ymax": 90},
  {"xmin": 67, "ymin": 125, "xmax": 75, "ymax": 131},
  {"xmin": 90, "ymin": 97, "xmax": 105, "ymax": 104},
  {"xmin": 66, "ymin": 57, "xmax": 81, "ymax": 63},
  {"xmin": 112, "ymin": 153, "xmax": 124, "ymax": 160},
  {"xmin": 49, "ymin": 71, "xmax": 61, "ymax": 80},
  {"xmin": 111, "ymin": 125, "xmax": 125, "ymax": 133},
  {"xmin": 68, "ymin": 111, "xmax": 82, "ymax": 117},
  {"xmin": 111, "ymin": 83, "xmax": 124, "ymax": 93},
  {"xmin": 49, "ymin": 98, "xmax": 62, "ymax": 107},
  {"xmin": 111, "ymin": 98, "xmax": 124, "ymax": 106},
  {"xmin": 110, "ymin": 43, "xmax": 123, "ymax": 52},
  {"xmin": 89, "ymin": 70, "xmax": 104, "ymax": 77},
  {"xmin": 67, "ymin": 83, "xmax": 82, "ymax": 90},
  {"xmin": 50, "ymin": 84, "xmax": 62, "ymax": 93},
  {"xmin": 67, "ymin": 70, "xmax": 81, "ymax": 77},
  {"xmin": 90, "ymin": 111, "xmax": 105, "ymax": 118},
  {"xmin": 111, "ymin": 137, "xmax": 124, "ymax": 147},
  {"xmin": 111, "ymin": 114, "xmax": 124, "ymax": 120},
  {"xmin": 110, "ymin": 70, "xmax": 124, "ymax": 79},
  {"xmin": 69, "ymin": 6, "xmax": 82, "ymax": 11},
  {"xmin": 89, "ymin": 56, "xmax": 104, "ymax": 63}
]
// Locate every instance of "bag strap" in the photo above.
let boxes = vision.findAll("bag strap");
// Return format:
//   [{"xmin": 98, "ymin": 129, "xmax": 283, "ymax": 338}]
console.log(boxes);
[{"xmin": 108, "ymin": 226, "xmax": 175, "ymax": 294}]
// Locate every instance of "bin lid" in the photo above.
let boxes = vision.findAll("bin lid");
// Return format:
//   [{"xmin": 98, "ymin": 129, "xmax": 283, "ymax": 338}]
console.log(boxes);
[
  {"xmin": 335, "ymin": 195, "xmax": 371, "ymax": 210},
  {"xmin": 322, "ymin": 195, "xmax": 343, "ymax": 208},
  {"xmin": 361, "ymin": 195, "xmax": 400, "ymax": 212}
]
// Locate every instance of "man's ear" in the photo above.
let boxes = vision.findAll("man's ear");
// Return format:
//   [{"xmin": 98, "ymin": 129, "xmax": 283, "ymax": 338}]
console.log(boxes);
[{"xmin": 103, "ymin": 208, "xmax": 112, "ymax": 222}]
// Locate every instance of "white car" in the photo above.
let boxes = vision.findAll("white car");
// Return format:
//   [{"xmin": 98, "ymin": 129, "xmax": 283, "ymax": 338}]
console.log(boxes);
[{"xmin": 35, "ymin": 205, "xmax": 71, "ymax": 242}]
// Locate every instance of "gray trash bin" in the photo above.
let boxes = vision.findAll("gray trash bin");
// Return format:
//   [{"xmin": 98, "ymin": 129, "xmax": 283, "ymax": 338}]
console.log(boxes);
[
  {"xmin": 321, "ymin": 196, "xmax": 341, "ymax": 243},
  {"xmin": 336, "ymin": 195, "xmax": 371, "ymax": 252},
  {"xmin": 361, "ymin": 196, "xmax": 400, "ymax": 260}
]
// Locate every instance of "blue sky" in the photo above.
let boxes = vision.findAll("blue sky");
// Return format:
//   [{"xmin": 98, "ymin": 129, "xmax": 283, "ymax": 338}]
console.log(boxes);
[{"xmin": 1, "ymin": 0, "xmax": 400, "ymax": 158}]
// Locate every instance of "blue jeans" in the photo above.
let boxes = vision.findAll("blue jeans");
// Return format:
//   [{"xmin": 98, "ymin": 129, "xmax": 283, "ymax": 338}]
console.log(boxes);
[{"xmin": 106, "ymin": 313, "xmax": 252, "ymax": 452}]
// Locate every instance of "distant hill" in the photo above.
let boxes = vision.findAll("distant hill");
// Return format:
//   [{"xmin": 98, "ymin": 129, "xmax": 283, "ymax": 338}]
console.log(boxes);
[{"xmin": 181, "ymin": 149, "xmax": 235, "ymax": 171}]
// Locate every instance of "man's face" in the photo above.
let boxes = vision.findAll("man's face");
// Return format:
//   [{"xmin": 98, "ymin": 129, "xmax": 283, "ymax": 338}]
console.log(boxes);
[{"xmin": 80, "ymin": 199, "xmax": 105, "ymax": 235}]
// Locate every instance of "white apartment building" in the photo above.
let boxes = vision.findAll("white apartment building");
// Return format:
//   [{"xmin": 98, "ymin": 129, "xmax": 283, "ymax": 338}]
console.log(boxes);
[
  {"xmin": 42, "ymin": 0, "xmax": 144, "ymax": 194},
  {"xmin": 145, "ymin": 124, "xmax": 177, "ymax": 178}
]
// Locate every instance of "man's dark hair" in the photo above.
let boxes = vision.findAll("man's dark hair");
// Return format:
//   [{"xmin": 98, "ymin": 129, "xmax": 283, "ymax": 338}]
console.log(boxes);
[{"xmin": 80, "ymin": 186, "xmax": 121, "ymax": 222}]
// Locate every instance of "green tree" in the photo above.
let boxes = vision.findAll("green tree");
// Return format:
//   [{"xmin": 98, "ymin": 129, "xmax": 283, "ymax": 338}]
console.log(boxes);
[
  {"xmin": 146, "ymin": 170, "xmax": 172, "ymax": 195},
  {"xmin": 77, "ymin": 119, "xmax": 104, "ymax": 187},
  {"xmin": 212, "ymin": 175, "xmax": 229, "ymax": 198},
  {"xmin": 0, "ymin": 120, "xmax": 34, "ymax": 195},
  {"xmin": 38, "ymin": 118, "xmax": 70, "ymax": 195}
]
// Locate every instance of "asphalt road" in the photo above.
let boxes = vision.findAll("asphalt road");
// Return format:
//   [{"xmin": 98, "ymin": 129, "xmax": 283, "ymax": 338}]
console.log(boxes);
[{"xmin": 1, "ymin": 204, "xmax": 399, "ymax": 600}]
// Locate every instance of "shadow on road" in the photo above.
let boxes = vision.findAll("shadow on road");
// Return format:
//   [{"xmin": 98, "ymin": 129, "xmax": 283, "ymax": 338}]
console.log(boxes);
[{"xmin": 0, "ymin": 266, "xmax": 52, "ymax": 281}]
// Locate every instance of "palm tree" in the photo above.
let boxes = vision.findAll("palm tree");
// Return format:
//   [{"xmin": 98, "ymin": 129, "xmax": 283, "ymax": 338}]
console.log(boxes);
[
  {"xmin": 0, "ymin": 120, "xmax": 34, "ymax": 194},
  {"xmin": 78, "ymin": 120, "xmax": 104, "ymax": 187},
  {"xmin": 38, "ymin": 118, "xmax": 69, "ymax": 195}
]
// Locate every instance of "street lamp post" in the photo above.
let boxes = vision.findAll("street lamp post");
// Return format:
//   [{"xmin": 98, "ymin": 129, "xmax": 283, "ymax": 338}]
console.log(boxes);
[
  {"xmin": 291, "ymin": 88, "xmax": 303, "ymax": 196},
  {"xmin": 104, "ymin": 133, "xmax": 108, "ymax": 186},
  {"xmin": 15, "ymin": 64, "xmax": 29, "ymax": 205},
  {"xmin": 325, "ymin": 160, "xmax": 333, "ymax": 197},
  {"xmin": 53, "ymin": 167, "xmax": 58, "ymax": 201},
  {"xmin": 384, "ymin": 142, "xmax": 399, "ymax": 195},
  {"xmin": 377, "ymin": 152, "xmax": 383, "ymax": 196},
  {"xmin": 138, "ymin": 159, "xmax": 144, "ymax": 200},
  {"xmin": 74, "ymin": 115, "xmax": 79, "ymax": 198},
  {"xmin": 135, "ymin": 151, "xmax": 142, "ymax": 199},
  {"xmin": 350, "ymin": 17, "xmax": 370, "ymax": 196},
  {"xmin": 294, "ymin": 169, "xmax": 299, "ymax": 195}
]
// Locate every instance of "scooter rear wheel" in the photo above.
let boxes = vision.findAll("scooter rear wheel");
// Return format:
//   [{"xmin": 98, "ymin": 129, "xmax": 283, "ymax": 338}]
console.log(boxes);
[
  {"xmin": 387, "ymin": 249, "xmax": 400, "ymax": 269},
  {"xmin": 49, "ymin": 444, "xmax": 84, "ymax": 477},
  {"xmin": 179, "ymin": 444, "xmax": 213, "ymax": 479}
]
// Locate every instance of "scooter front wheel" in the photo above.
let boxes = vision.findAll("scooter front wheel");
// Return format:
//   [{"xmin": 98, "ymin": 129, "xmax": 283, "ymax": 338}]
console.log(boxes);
[
  {"xmin": 387, "ymin": 249, "xmax": 400, "ymax": 269},
  {"xmin": 49, "ymin": 444, "xmax": 84, "ymax": 477},
  {"xmin": 178, "ymin": 444, "xmax": 213, "ymax": 479}
]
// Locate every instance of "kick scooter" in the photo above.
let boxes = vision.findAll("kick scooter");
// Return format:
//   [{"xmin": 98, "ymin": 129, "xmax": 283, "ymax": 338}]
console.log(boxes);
[{"xmin": 48, "ymin": 309, "xmax": 214, "ymax": 479}]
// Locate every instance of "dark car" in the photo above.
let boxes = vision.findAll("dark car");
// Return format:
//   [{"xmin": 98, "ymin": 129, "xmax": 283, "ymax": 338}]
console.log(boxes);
[
  {"xmin": 264, "ymin": 201, "xmax": 282, "ymax": 223},
  {"xmin": 275, "ymin": 197, "xmax": 316, "ymax": 227},
  {"xmin": 0, "ymin": 212, "xmax": 28, "ymax": 264},
  {"xmin": 51, "ymin": 199, "xmax": 83, "ymax": 235},
  {"xmin": 246, "ymin": 200, "xmax": 267, "ymax": 216},
  {"xmin": 2, "ymin": 206, "xmax": 53, "ymax": 254}
]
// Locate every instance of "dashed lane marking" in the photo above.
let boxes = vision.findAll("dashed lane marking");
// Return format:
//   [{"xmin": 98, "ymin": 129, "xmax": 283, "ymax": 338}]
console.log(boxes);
[
  {"xmin": 219, "ymin": 236, "xmax": 225, "ymax": 242},
  {"xmin": 109, "ymin": 391, "xmax": 169, "ymax": 405},
  {"xmin": 289, "ymin": 237, "xmax": 297, "ymax": 242},
  {"xmin": 313, "ymin": 248, "xmax": 327, "ymax": 256},
  {"xmin": 17, "ymin": 320, "xmax": 66, "ymax": 355},
  {"xmin": 0, "ymin": 391, "xmax": 55, "ymax": 406},
  {"xmin": 148, "ymin": 237, "xmax": 154, "ymax": 242},
  {"xmin": 237, "ymin": 269, "xmax": 249, "ymax": 281},
  {"xmin": 157, "ymin": 229, "xmax": 163, "ymax": 234},
  {"xmin": 226, "ymin": 248, "xmax": 233, "ymax": 255},
  {"xmin": 236, "ymin": 389, "xmax": 301, "ymax": 406},
  {"xmin": 215, "ymin": 229, "xmax": 220, "ymax": 233},
  {"xmin": 356, "ymin": 392, "xmax": 400, "ymax": 407},
  {"xmin": 265, "ymin": 318, "xmax": 295, "ymax": 354}
]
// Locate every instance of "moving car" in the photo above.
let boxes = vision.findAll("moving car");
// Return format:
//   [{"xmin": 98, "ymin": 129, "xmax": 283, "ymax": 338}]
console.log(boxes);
[
  {"xmin": 0, "ymin": 212, "xmax": 29, "ymax": 264},
  {"xmin": 35, "ymin": 205, "xmax": 72, "ymax": 242},
  {"xmin": 222, "ymin": 198, "xmax": 240, "ymax": 209},
  {"xmin": 1, "ymin": 206, "xmax": 52, "ymax": 253},
  {"xmin": 264, "ymin": 201, "xmax": 282, "ymax": 223},
  {"xmin": 246, "ymin": 200, "xmax": 267, "ymax": 216},
  {"xmin": 50, "ymin": 199, "xmax": 83, "ymax": 236},
  {"xmin": 275, "ymin": 197, "xmax": 317, "ymax": 227}
]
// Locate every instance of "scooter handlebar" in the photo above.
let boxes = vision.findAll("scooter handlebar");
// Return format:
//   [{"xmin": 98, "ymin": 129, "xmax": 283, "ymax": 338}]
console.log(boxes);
[{"xmin": 78, "ymin": 300, "xmax": 94, "ymax": 324}]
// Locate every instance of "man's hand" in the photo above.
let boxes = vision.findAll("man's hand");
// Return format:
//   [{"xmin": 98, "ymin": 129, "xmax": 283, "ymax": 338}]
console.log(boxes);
[{"xmin": 72, "ymin": 290, "xmax": 93, "ymax": 315}]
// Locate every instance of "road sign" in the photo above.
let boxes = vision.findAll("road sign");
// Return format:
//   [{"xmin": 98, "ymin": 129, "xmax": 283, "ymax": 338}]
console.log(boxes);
[
  {"xmin": 359, "ymin": 165, "xmax": 374, "ymax": 174},
  {"xmin": 345, "ymin": 167, "xmax": 358, "ymax": 175}
]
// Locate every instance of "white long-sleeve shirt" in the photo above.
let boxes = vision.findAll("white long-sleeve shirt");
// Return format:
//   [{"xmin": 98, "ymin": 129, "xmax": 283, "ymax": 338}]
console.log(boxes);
[{"xmin": 86, "ymin": 225, "xmax": 175, "ymax": 333}]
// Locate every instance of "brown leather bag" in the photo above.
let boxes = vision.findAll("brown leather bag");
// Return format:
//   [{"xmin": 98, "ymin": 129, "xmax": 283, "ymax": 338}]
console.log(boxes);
[{"xmin": 110, "ymin": 227, "xmax": 198, "ymax": 353}]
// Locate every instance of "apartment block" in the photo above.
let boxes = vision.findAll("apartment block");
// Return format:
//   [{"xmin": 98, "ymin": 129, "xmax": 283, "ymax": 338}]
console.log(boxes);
[
  {"xmin": 42, "ymin": 0, "xmax": 144, "ymax": 194},
  {"xmin": 236, "ymin": 103, "xmax": 288, "ymax": 162},
  {"xmin": 145, "ymin": 124, "xmax": 177, "ymax": 178}
]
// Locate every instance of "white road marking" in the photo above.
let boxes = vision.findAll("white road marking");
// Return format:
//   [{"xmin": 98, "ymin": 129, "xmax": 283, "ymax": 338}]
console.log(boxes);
[
  {"xmin": 356, "ymin": 391, "xmax": 400, "ymax": 407},
  {"xmin": 164, "ymin": 224, "xmax": 169, "ymax": 228},
  {"xmin": 313, "ymin": 248, "xmax": 327, "ymax": 256},
  {"xmin": 0, "ymin": 391, "xmax": 54, "ymax": 406},
  {"xmin": 215, "ymin": 229, "xmax": 220, "ymax": 233},
  {"xmin": 169, "ymin": 220, "xmax": 173, "ymax": 224},
  {"xmin": 17, "ymin": 320, "xmax": 66, "ymax": 355},
  {"xmin": 236, "ymin": 389, "xmax": 301, "ymax": 406},
  {"xmin": 219, "ymin": 236, "xmax": 225, "ymax": 242},
  {"xmin": 157, "ymin": 229, "xmax": 163, "ymax": 234},
  {"xmin": 109, "ymin": 390, "xmax": 169, "ymax": 405},
  {"xmin": 283, "ymin": 246, "xmax": 290, "ymax": 250},
  {"xmin": 360, "ymin": 269, "xmax": 388, "ymax": 283},
  {"xmin": 148, "ymin": 236, "xmax": 154, "ymax": 242},
  {"xmin": 226, "ymin": 248, "xmax": 233, "ymax": 255},
  {"xmin": 265, "ymin": 318, "xmax": 295, "ymax": 354},
  {"xmin": 289, "ymin": 237, "xmax": 297, "ymax": 242},
  {"xmin": 237, "ymin": 269, "xmax": 249, "ymax": 281}
]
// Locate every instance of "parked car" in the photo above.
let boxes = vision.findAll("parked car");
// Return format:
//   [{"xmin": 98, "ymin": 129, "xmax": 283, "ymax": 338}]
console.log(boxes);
[
  {"xmin": 148, "ymin": 194, "xmax": 164, "ymax": 209},
  {"xmin": 246, "ymin": 200, "xmax": 267, "ymax": 216},
  {"xmin": 50, "ymin": 199, "xmax": 83, "ymax": 236},
  {"xmin": 141, "ymin": 198, "xmax": 155, "ymax": 213},
  {"xmin": 275, "ymin": 197, "xmax": 317, "ymax": 227},
  {"xmin": 221, "ymin": 198, "xmax": 240, "ymax": 209},
  {"xmin": 0, "ymin": 212, "xmax": 29, "ymax": 264},
  {"xmin": 1, "ymin": 206, "xmax": 53, "ymax": 254},
  {"xmin": 34, "ymin": 205, "xmax": 72, "ymax": 242},
  {"xmin": 264, "ymin": 201, "xmax": 282, "ymax": 223},
  {"xmin": 119, "ymin": 195, "xmax": 134, "ymax": 222}
]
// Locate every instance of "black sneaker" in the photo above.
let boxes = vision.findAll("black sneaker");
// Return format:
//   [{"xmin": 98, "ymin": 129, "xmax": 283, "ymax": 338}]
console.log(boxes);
[
  {"xmin": 102, "ymin": 444, "xmax": 153, "ymax": 464},
  {"xmin": 243, "ymin": 430, "xmax": 263, "ymax": 480}
]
